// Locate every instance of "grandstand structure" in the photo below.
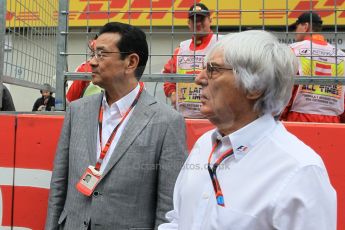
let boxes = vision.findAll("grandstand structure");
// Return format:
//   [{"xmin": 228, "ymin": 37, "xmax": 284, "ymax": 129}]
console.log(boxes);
[{"xmin": 0, "ymin": 0, "xmax": 345, "ymax": 110}]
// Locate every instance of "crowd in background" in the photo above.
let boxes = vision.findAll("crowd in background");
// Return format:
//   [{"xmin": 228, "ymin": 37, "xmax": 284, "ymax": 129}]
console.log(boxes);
[{"xmin": 1, "ymin": 5, "xmax": 345, "ymax": 124}]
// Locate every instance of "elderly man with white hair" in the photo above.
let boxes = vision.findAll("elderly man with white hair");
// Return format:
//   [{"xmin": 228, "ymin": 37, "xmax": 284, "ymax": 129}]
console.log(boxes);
[{"xmin": 159, "ymin": 30, "xmax": 336, "ymax": 230}]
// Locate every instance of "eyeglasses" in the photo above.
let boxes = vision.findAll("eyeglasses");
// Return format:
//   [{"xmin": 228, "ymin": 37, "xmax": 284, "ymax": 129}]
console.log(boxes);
[
  {"xmin": 205, "ymin": 62, "xmax": 233, "ymax": 79},
  {"xmin": 88, "ymin": 49, "xmax": 131, "ymax": 61}
]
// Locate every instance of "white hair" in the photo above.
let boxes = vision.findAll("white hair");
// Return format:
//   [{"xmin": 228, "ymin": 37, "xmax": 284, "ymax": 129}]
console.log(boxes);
[{"xmin": 207, "ymin": 30, "xmax": 298, "ymax": 116}]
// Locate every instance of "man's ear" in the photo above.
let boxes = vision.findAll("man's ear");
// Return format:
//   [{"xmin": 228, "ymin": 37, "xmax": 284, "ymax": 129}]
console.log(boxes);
[
  {"xmin": 302, "ymin": 22, "xmax": 310, "ymax": 32},
  {"xmin": 246, "ymin": 90, "xmax": 263, "ymax": 100},
  {"xmin": 125, "ymin": 53, "xmax": 139, "ymax": 75}
]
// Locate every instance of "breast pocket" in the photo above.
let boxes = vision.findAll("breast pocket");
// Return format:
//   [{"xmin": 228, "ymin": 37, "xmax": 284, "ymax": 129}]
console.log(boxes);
[{"xmin": 209, "ymin": 206, "xmax": 259, "ymax": 230}]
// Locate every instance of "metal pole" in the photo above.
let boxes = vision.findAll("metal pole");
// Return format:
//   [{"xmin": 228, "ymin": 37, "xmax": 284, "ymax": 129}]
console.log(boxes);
[
  {"xmin": 0, "ymin": 0, "xmax": 7, "ymax": 109},
  {"xmin": 55, "ymin": 0, "xmax": 69, "ymax": 110}
]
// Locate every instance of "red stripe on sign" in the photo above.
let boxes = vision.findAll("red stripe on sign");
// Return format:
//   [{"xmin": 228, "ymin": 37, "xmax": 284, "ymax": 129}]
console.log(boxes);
[
  {"xmin": 315, "ymin": 71, "xmax": 331, "ymax": 76},
  {"xmin": 259, "ymin": 12, "xmax": 285, "ymax": 15},
  {"xmin": 316, "ymin": 62, "xmax": 332, "ymax": 69}
]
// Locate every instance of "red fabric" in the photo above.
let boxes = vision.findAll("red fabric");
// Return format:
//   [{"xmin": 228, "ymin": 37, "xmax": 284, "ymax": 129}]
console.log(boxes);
[
  {"xmin": 280, "ymin": 85, "xmax": 298, "ymax": 121},
  {"xmin": 285, "ymin": 111, "xmax": 342, "ymax": 123},
  {"xmin": 163, "ymin": 48, "xmax": 179, "ymax": 97},
  {"xmin": 66, "ymin": 62, "xmax": 92, "ymax": 102},
  {"xmin": 163, "ymin": 32, "xmax": 214, "ymax": 97},
  {"xmin": 189, "ymin": 32, "xmax": 214, "ymax": 51},
  {"xmin": 304, "ymin": 34, "xmax": 328, "ymax": 45}
]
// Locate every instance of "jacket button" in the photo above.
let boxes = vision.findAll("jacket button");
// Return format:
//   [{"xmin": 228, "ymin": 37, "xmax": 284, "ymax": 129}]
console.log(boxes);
[{"xmin": 93, "ymin": 191, "xmax": 99, "ymax": 197}]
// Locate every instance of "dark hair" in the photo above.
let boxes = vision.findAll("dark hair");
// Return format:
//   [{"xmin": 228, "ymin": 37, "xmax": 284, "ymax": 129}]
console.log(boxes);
[
  {"xmin": 310, "ymin": 23, "xmax": 322, "ymax": 32},
  {"xmin": 289, "ymin": 12, "xmax": 323, "ymax": 32},
  {"xmin": 99, "ymin": 22, "xmax": 148, "ymax": 80}
]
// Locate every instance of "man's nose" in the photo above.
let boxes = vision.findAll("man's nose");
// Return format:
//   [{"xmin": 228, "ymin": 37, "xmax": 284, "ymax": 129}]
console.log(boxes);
[
  {"xmin": 195, "ymin": 69, "xmax": 208, "ymax": 86},
  {"xmin": 89, "ymin": 56, "xmax": 98, "ymax": 67},
  {"xmin": 193, "ymin": 20, "xmax": 202, "ymax": 26}
]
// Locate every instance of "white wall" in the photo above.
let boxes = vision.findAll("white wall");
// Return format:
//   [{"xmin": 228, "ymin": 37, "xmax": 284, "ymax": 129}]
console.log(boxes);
[{"xmin": 5, "ymin": 84, "xmax": 40, "ymax": 111}]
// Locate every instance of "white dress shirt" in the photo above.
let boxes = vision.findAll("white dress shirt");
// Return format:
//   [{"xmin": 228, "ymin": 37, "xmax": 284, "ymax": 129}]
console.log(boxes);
[
  {"xmin": 96, "ymin": 83, "xmax": 140, "ymax": 174},
  {"xmin": 159, "ymin": 114, "xmax": 337, "ymax": 230}
]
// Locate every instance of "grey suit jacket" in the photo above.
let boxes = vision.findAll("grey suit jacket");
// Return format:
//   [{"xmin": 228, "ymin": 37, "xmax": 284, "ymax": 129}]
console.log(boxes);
[{"xmin": 45, "ymin": 90, "xmax": 187, "ymax": 230}]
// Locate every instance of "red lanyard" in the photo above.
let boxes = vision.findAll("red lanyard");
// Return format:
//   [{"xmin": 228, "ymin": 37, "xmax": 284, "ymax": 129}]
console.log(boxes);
[
  {"xmin": 207, "ymin": 140, "xmax": 234, "ymax": 207},
  {"xmin": 95, "ymin": 82, "xmax": 144, "ymax": 171}
]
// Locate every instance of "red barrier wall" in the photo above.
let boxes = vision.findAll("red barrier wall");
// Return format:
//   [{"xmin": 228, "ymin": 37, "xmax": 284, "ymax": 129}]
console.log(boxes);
[
  {"xmin": 13, "ymin": 115, "xmax": 64, "ymax": 229},
  {"xmin": 0, "ymin": 115, "xmax": 16, "ymax": 228},
  {"xmin": 0, "ymin": 114, "xmax": 344, "ymax": 229},
  {"xmin": 0, "ymin": 114, "xmax": 64, "ymax": 229}
]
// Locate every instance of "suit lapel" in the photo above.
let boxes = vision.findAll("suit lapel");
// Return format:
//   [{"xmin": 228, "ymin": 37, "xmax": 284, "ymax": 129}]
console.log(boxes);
[
  {"xmin": 101, "ymin": 90, "xmax": 156, "ymax": 178},
  {"xmin": 85, "ymin": 93, "xmax": 103, "ymax": 165}
]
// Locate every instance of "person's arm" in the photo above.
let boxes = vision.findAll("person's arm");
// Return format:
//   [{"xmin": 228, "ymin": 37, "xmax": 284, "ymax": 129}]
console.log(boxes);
[
  {"xmin": 163, "ymin": 48, "xmax": 179, "ymax": 99},
  {"xmin": 32, "ymin": 98, "xmax": 40, "ymax": 111},
  {"xmin": 1, "ymin": 86, "xmax": 15, "ymax": 111},
  {"xmin": 66, "ymin": 62, "xmax": 92, "ymax": 102},
  {"xmin": 340, "ymin": 94, "xmax": 345, "ymax": 123},
  {"xmin": 272, "ymin": 165, "xmax": 337, "ymax": 230},
  {"xmin": 280, "ymin": 85, "xmax": 298, "ymax": 121},
  {"xmin": 46, "ymin": 97, "xmax": 55, "ymax": 111},
  {"xmin": 154, "ymin": 113, "xmax": 187, "ymax": 228},
  {"xmin": 45, "ymin": 105, "xmax": 72, "ymax": 230},
  {"xmin": 66, "ymin": 80, "xmax": 90, "ymax": 102}
]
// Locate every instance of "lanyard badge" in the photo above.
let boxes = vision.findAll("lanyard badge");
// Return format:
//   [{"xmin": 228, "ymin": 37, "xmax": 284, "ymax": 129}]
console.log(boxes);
[
  {"xmin": 76, "ymin": 82, "xmax": 144, "ymax": 197},
  {"xmin": 207, "ymin": 141, "xmax": 234, "ymax": 207},
  {"xmin": 76, "ymin": 165, "xmax": 101, "ymax": 196}
]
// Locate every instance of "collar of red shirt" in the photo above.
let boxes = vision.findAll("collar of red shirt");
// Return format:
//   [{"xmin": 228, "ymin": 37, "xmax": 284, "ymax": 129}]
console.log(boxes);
[
  {"xmin": 304, "ymin": 34, "xmax": 327, "ymax": 45},
  {"xmin": 190, "ymin": 31, "xmax": 214, "ymax": 50}
]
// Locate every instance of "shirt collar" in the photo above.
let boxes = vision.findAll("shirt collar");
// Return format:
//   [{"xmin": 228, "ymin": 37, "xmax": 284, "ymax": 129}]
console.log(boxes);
[
  {"xmin": 190, "ymin": 31, "xmax": 214, "ymax": 50},
  {"xmin": 211, "ymin": 114, "xmax": 277, "ymax": 160},
  {"xmin": 102, "ymin": 83, "xmax": 140, "ymax": 117},
  {"xmin": 304, "ymin": 34, "xmax": 327, "ymax": 45}
]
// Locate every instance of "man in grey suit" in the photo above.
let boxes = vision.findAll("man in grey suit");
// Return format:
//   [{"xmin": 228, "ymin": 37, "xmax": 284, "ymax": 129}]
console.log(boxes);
[{"xmin": 46, "ymin": 22, "xmax": 187, "ymax": 230}]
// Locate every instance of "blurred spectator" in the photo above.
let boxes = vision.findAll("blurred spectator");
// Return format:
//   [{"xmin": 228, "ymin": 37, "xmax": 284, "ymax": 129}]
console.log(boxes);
[
  {"xmin": 163, "ymin": 3, "xmax": 221, "ymax": 118},
  {"xmin": 0, "ymin": 83, "xmax": 15, "ymax": 111},
  {"xmin": 281, "ymin": 12, "xmax": 345, "ymax": 123},
  {"xmin": 32, "ymin": 83, "xmax": 55, "ymax": 111},
  {"xmin": 66, "ymin": 37, "xmax": 102, "ymax": 102},
  {"xmin": 66, "ymin": 61, "xmax": 92, "ymax": 102}
]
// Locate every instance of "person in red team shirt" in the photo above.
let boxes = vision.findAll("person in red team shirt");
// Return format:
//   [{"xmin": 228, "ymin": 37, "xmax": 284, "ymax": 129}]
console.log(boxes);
[
  {"xmin": 66, "ymin": 38, "xmax": 101, "ymax": 102},
  {"xmin": 163, "ymin": 3, "xmax": 221, "ymax": 118},
  {"xmin": 281, "ymin": 12, "xmax": 345, "ymax": 123},
  {"xmin": 66, "ymin": 61, "xmax": 92, "ymax": 102}
]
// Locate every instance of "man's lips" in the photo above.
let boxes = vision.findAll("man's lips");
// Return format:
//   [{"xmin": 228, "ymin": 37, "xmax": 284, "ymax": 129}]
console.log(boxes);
[{"xmin": 200, "ymin": 94, "xmax": 208, "ymax": 102}]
